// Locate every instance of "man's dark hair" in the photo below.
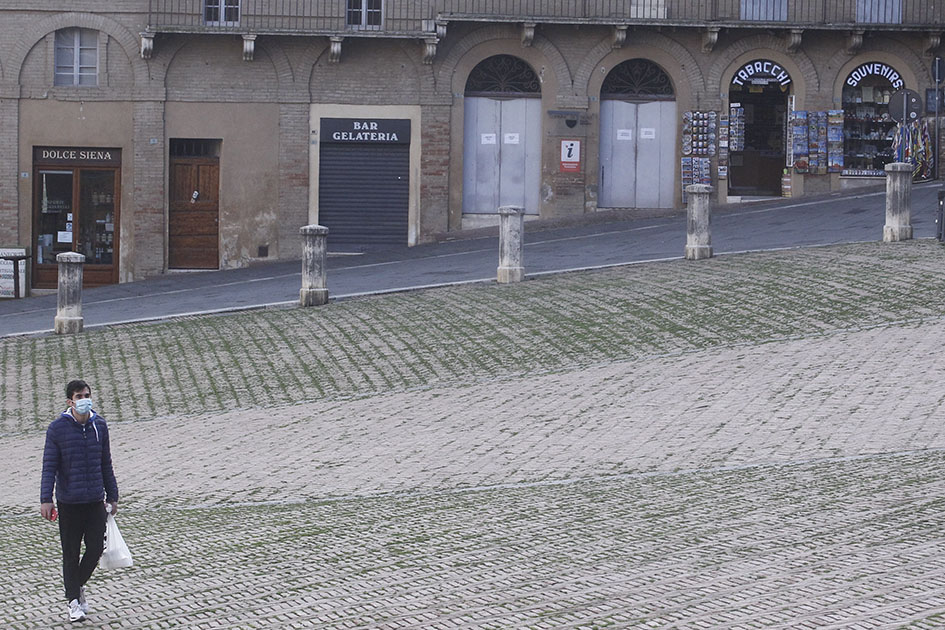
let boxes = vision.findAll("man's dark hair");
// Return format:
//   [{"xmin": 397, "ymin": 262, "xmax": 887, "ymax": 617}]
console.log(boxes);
[{"xmin": 66, "ymin": 380, "xmax": 91, "ymax": 400}]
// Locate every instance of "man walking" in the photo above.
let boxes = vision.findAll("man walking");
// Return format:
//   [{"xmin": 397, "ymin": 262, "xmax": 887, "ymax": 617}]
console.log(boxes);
[{"xmin": 40, "ymin": 379, "xmax": 120, "ymax": 623}]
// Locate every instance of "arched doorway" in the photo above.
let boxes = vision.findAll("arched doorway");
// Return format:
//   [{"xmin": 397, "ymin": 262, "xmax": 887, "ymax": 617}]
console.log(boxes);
[
  {"xmin": 598, "ymin": 58, "xmax": 677, "ymax": 208},
  {"xmin": 841, "ymin": 62, "xmax": 904, "ymax": 176},
  {"xmin": 728, "ymin": 59, "xmax": 792, "ymax": 196},
  {"xmin": 462, "ymin": 55, "xmax": 542, "ymax": 216}
]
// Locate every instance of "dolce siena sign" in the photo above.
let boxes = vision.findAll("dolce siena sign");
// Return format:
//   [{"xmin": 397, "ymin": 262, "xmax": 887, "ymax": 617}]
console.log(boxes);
[
  {"xmin": 731, "ymin": 59, "xmax": 792, "ymax": 87},
  {"xmin": 33, "ymin": 146, "xmax": 122, "ymax": 166}
]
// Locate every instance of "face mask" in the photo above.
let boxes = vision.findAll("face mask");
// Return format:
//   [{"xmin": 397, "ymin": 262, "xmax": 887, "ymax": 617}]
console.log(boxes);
[{"xmin": 74, "ymin": 398, "xmax": 93, "ymax": 415}]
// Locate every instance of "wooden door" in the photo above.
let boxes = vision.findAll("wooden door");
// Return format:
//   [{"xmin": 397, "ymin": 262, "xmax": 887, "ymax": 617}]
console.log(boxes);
[{"xmin": 169, "ymin": 158, "xmax": 219, "ymax": 269}]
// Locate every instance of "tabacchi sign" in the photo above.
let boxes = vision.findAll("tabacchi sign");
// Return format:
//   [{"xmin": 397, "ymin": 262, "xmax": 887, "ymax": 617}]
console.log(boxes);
[{"xmin": 731, "ymin": 60, "xmax": 792, "ymax": 87}]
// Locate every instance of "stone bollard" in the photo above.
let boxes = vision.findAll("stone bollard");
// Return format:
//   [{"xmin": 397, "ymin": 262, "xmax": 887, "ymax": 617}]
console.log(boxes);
[
  {"xmin": 299, "ymin": 225, "xmax": 329, "ymax": 307},
  {"xmin": 54, "ymin": 252, "xmax": 85, "ymax": 334},
  {"xmin": 685, "ymin": 184, "xmax": 713, "ymax": 260},
  {"xmin": 497, "ymin": 205, "xmax": 525, "ymax": 283},
  {"xmin": 883, "ymin": 162, "xmax": 913, "ymax": 242}
]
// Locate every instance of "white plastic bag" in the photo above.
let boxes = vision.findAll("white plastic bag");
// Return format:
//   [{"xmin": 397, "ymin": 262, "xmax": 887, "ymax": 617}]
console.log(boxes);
[{"xmin": 100, "ymin": 513, "xmax": 133, "ymax": 569}]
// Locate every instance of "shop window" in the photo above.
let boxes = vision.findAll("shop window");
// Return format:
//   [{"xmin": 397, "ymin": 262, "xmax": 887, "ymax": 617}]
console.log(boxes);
[
  {"xmin": 54, "ymin": 28, "xmax": 98, "ymax": 87},
  {"xmin": 347, "ymin": 0, "xmax": 382, "ymax": 29},
  {"xmin": 842, "ymin": 76, "xmax": 897, "ymax": 176},
  {"xmin": 205, "ymin": 0, "xmax": 240, "ymax": 25},
  {"xmin": 33, "ymin": 147, "xmax": 121, "ymax": 288},
  {"xmin": 856, "ymin": 0, "xmax": 902, "ymax": 23},
  {"xmin": 741, "ymin": 0, "xmax": 787, "ymax": 21}
]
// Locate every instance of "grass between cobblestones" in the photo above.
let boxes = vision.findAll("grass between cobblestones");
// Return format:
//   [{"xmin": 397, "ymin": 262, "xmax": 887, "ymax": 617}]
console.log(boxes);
[
  {"xmin": 4, "ymin": 451, "xmax": 944, "ymax": 629},
  {"xmin": 6, "ymin": 239, "xmax": 945, "ymax": 628},
  {"xmin": 3, "ymin": 241, "xmax": 945, "ymax": 436}
]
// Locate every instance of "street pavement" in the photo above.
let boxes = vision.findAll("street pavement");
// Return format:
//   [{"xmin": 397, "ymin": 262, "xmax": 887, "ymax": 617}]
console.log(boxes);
[
  {"xmin": 0, "ymin": 183, "xmax": 940, "ymax": 337},
  {"xmin": 2, "ymin": 188, "xmax": 945, "ymax": 628}
]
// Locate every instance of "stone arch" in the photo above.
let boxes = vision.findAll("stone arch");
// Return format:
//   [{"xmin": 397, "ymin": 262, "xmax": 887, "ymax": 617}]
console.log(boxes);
[
  {"xmin": 140, "ymin": 37, "xmax": 188, "ymax": 87},
  {"xmin": 438, "ymin": 25, "xmax": 572, "ymax": 102},
  {"xmin": 708, "ymin": 33, "xmax": 819, "ymax": 106},
  {"xmin": 396, "ymin": 40, "xmax": 438, "ymax": 103},
  {"xmin": 165, "ymin": 38, "xmax": 282, "ymax": 101},
  {"xmin": 309, "ymin": 38, "xmax": 423, "ymax": 104},
  {"xmin": 263, "ymin": 40, "xmax": 296, "ymax": 88},
  {"xmin": 300, "ymin": 40, "xmax": 343, "ymax": 101},
  {"xmin": 826, "ymin": 37, "xmax": 927, "ymax": 100},
  {"xmin": 10, "ymin": 12, "xmax": 148, "ymax": 86},
  {"xmin": 153, "ymin": 36, "xmax": 292, "ymax": 93},
  {"xmin": 576, "ymin": 30, "xmax": 704, "ymax": 109}
]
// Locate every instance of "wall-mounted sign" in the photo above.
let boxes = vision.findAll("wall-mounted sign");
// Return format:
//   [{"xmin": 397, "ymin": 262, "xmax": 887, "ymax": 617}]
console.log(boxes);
[
  {"xmin": 481, "ymin": 133, "xmax": 497, "ymax": 145},
  {"xmin": 845, "ymin": 62, "xmax": 904, "ymax": 90},
  {"xmin": 504, "ymin": 133, "xmax": 520, "ymax": 145},
  {"xmin": 560, "ymin": 140, "xmax": 581, "ymax": 172},
  {"xmin": 320, "ymin": 118, "xmax": 410, "ymax": 144},
  {"xmin": 731, "ymin": 59, "xmax": 792, "ymax": 87},
  {"xmin": 33, "ymin": 146, "xmax": 122, "ymax": 167}
]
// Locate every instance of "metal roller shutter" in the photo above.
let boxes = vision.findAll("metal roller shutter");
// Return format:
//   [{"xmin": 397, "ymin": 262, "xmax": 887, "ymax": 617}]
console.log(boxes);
[{"xmin": 318, "ymin": 143, "xmax": 409, "ymax": 246}]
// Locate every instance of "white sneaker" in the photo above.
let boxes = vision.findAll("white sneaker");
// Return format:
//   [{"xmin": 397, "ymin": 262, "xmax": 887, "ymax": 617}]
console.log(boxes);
[
  {"xmin": 68, "ymin": 598, "xmax": 87, "ymax": 622},
  {"xmin": 78, "ymin": 586, "xmax": 89, "ymax": 613}
]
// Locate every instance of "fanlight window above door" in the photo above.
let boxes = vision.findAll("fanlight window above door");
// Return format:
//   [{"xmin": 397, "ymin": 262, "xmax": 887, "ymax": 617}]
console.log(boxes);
[
  {"xmin": 601, "ymin": 59, "xmax": 675, "ymax": 101},
  {"xmin": 465, "ymin": 55, "xmax": 541, "ymax": 98}
]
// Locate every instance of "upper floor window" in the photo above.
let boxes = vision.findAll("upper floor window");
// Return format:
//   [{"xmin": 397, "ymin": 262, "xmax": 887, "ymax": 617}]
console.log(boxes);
[
  {"xmin": 54, "ymin": 28, "xmax": 98, "ymax": 87},
  {"xmin": 347, "ymin": 0, "xmax": 382, "ymax": 30},
  {"xmin": 205, "ymin": 0, "xmax": 240, "ymax": 25},
  {"xmin": 857, "ymin": 0, "xmax": 902, "ymax": 23},
  {"xmin": 741, "ymin": 0, "xmax": 787, "ymax": 21}
]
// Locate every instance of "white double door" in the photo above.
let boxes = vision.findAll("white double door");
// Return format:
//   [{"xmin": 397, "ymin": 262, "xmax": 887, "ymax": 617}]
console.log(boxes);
[
  {"xmin": 463, "ymin": 97, "xmax": 541, "ymax": 214},
  {"xmin": 599, "ymin": 99, "xmax": 676, "ymax": 209}
]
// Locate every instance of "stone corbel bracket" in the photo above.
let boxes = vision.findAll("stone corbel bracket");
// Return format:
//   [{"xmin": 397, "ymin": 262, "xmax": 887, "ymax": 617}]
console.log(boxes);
[
  {"xmin": 140, "ymin": 32, "xmax": 154, "ymax": 59},
  {"xmin": 702, "ymin": 26, "xmax": 720, "ymax": 54},
  {"xmin": 422, "ymin": 37, "xmax": 438, "ymax": 64},
  {"xmin": 522, "ymin": 22, "xmax": 536, "ymax": 47},
  {"xmin": 436, "ymin": 20, "xmax": 448, "ymax": 39},
  {"xmin": 242, "ymin": 34, "xmax": 257, "ymax": 62},
  {"xmin": 846, "ymin": 29, "xmax": 864, "ymax": 55},
  {"xmin": 613, "ymin": 25, "xmax": 628, "ymax": 49},
  {"xmin": 786, "ymin": 29, "xmax": 803, "ymax": 53},
  {"xmin": 927, "ymin": 31, "xmax": 942, "ymax": 55},
  {"xmin": 329, "ymin": 36, "xmax": 343, "ymax": 63}
]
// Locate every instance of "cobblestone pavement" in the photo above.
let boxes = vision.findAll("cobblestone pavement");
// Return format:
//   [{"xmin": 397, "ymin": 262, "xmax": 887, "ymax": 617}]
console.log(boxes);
[{"xmin": 3, "ymin": 242, "xmax": 945, "ymax": 628}]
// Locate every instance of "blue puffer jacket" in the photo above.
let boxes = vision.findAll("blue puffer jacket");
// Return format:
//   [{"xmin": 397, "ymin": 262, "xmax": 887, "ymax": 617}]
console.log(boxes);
[{"xmin": 40, "ymin": 410, "xmax": 119, "ymax": 505}]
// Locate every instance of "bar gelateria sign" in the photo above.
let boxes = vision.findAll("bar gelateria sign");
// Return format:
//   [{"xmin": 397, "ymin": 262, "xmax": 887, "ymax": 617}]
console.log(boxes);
[
  {"xmin": 320, "ymin": 118, "xmax": 411, "ymax": 144},
  {"xmin": 33, "ymin": 146, "xmax": 122, "ymax": 166}
]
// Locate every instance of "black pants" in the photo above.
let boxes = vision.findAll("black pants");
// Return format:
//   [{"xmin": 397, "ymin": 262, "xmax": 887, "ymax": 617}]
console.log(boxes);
[{"xmin": 57, "ymin": 501, "xmax": 107, "ymax": 602}]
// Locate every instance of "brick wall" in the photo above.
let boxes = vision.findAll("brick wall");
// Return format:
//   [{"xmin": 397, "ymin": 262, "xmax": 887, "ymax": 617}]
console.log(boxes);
[
  {"xmin": 130, "ymin": 100, "xmax": 165, "ymax": 280},
  {"xmin": 310, "ymin": 40, "xmax": 421, "ymax": 105},
  {"xmin": 419, "ymin": 105, "xmax": 450, "ymax": 238},
  {"xmin": 0, "ymin": 97, "xmax": 18, "ymax": 245},
  {"xmin": 277, "ymin": 102, "xmax": 309, "ymax": 259}
]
